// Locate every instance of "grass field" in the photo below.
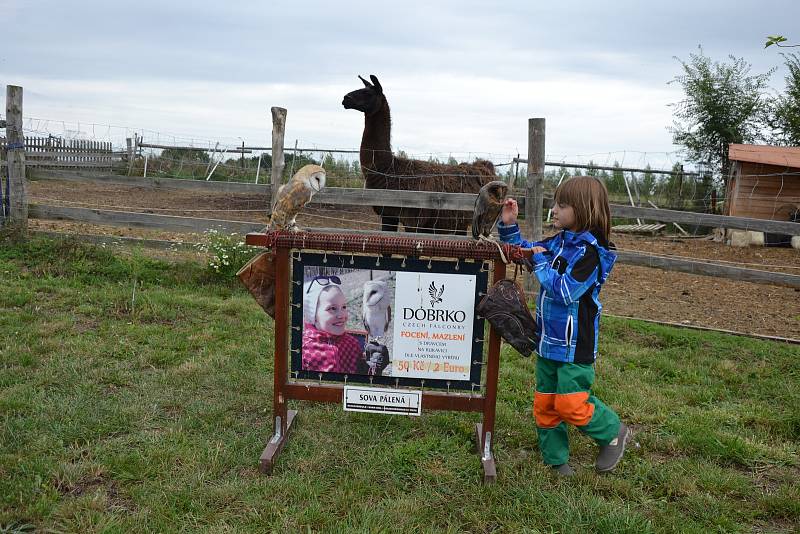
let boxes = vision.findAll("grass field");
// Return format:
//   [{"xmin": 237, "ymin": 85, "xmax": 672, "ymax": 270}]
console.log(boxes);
[{"xmin": 1, "ymin": 236, "xmax": 798, "ymax": 533}]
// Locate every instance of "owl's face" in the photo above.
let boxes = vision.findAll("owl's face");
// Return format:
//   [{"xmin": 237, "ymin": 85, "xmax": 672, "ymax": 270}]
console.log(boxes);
[
  {"xmin": 486, "ymin": 181, "xmax": 509, "ymax": 202},
  {"xmin": 304, "ymin": 170, "xmax": 326, "ymax": 192},
  {"xmin": 363, "ymin": 281, "xmax": 388, "ymax": 306}
]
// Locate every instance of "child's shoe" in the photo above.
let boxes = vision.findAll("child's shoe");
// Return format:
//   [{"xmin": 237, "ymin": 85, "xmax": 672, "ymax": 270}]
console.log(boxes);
[
  {"xmin": 550, "ymin": 463, "xmax": 575, "ymax": 477},
  {"xmin": 595, "ymin": 422, "xmax": 632, "ymax": 473}
]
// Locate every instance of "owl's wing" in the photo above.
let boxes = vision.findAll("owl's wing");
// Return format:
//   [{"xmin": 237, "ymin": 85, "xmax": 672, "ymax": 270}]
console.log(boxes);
[
  {"xmin": 272, "ymin": 183, "xmax": 287, "ymax": 210},
  {"xmin": 270, "ymin": 181, "xmax": 305, "ymax": 227},
  {"xmin": 296, "ymin": 181, "xmax": 314, "ymax": 208},
  {"xmin": 486, "ymin": 202, "xmax": 503, "ymax": 234},
  {"xmin": 284, "ymin": 180, "xmax": 313, "ymax": 215},
  {"xmin": 472, "ymin": 193, "xmax": 488, "ymax": 239}
]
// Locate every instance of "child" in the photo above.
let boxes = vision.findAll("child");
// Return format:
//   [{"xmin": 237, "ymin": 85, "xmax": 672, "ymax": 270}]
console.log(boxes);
[
  {"xmin": 302, "ymin": 276, "xmax": 362, "ymax": 374},
  {"xmin": 499, "ymin": 176, "xmax": 631, "ymax": 476}
]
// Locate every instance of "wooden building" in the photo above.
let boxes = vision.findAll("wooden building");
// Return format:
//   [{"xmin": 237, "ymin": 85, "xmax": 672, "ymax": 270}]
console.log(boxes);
[{"xmin": 727, "ymin": 144, "xmax": 800, "ymax": 223}]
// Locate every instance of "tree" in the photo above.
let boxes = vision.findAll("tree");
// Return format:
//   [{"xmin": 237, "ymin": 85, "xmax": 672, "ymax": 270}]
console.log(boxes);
[
  {"xmin": 250, "ymin": 153, "xmax": 273, "ymax": 169},
  {"xmin": 656, "ymin": 163, "xmax": 686, "ymax": 208},
  {"xmin": 765, "ymin": 35, "xmax": 799, "ymax": 48},
  {"xmin": 767, "ymin": 53, "xmax": 800, "ymax": 146},
  {"xmin": 641, "ymin": 164, "xmax": 656, "ymax": 196},
  {"xmin": 669, "ymin": 48, "xmax": 774, "ymax": 187},
  {"xmin": 161, "ymin": 148, "xmax": 209, "ymax": 163},
  {"xmin": 606, "ymin": 161, "xmax": 626, "ymax": 195}
]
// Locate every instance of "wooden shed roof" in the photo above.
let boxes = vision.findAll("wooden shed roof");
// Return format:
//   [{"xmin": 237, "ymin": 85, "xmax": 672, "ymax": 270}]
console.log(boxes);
[{"xmin": 729, "ymin": 144, "xmax": 800, "ymax": 169}]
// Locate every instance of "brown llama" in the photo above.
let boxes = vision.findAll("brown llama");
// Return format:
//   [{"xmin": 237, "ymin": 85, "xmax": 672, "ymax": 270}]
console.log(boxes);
[{"xmin": 342, "ymin": 74, "xmax": 497, "ymax": 234}]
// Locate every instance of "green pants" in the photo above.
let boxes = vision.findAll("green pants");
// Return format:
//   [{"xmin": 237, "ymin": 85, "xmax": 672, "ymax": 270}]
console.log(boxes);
[{"xmin": 534, "ymin": 356, "xmax": 620, "ymax": 465}]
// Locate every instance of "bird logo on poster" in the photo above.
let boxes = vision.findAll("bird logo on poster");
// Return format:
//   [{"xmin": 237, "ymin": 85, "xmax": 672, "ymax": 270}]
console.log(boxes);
[{"xmin": 428, "ymin": 281, "xmax": 444, "ymax": 307}]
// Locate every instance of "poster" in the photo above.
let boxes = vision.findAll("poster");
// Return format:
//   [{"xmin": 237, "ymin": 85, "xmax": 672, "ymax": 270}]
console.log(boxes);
[
  {"xmin": 290, "ymin": 253, "xmax": 487, "ymax": 389},
  {"xmin": 392, "ymin": 271, "xmax": 476, "ymax": 381}
]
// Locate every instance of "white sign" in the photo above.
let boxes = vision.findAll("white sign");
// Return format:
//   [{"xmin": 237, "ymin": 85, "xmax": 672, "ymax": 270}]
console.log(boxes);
[
  {"xmin": 343, "ymin": 386, "xmax": 422, "ymax": 416},
  {"xmin": 391, "ymin": 271, "xmax": 476, "ymax": 381}
]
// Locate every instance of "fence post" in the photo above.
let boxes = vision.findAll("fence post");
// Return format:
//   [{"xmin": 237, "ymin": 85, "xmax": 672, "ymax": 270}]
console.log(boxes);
[
  {"xmin": 126, "ymin": 137, "xmax": 134, "ymax": 176},
  {"xmin": 270, "ymin": 107, "xmax": 287, "ymax": 212},
  {"xmin": 5, "ymin": 85, "xmax": 27, "ymax": 233},
  {"xmin": 524, "ymin": 118, "xmax": 545, "ymax": 293}
]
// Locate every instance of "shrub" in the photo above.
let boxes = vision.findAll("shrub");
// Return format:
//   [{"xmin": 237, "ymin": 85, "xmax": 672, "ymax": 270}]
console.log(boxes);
[{"xmin": 194, "ymin": 229, "xmax": 253, "ymax": 279}]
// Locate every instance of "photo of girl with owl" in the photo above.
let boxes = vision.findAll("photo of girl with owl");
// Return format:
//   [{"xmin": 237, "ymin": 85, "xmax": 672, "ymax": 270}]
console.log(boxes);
[{"xmin": 301, "ymin": 268, "xmax": 395, "ymax": 376}]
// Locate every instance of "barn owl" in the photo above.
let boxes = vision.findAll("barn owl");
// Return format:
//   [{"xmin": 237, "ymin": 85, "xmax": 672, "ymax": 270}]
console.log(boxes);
[
  {"xmin": 362, "ymin": 280, "xmax": 392, "ymax": 340},
  {"xmin": 472, "ymin": 180, "xmax": 509, "ymax": 240},
  {"xmin": 266, "ymin": 164, "xmax": 326, "ymax": 231}
]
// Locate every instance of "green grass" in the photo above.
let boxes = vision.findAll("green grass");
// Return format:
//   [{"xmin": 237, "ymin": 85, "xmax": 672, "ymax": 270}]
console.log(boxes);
[{"xmin": 1, "ymin": 236, "xmax": 798, "ymax": 533}]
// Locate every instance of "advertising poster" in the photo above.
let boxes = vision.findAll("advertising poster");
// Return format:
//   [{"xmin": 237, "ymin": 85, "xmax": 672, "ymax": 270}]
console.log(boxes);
[
  {"xmin": 290, "ymin": 253, "xmax": 487, "ymax": 389},
  {"xmin": 392, "ymin": 271, "xmax": 475, "ymax": 381}
]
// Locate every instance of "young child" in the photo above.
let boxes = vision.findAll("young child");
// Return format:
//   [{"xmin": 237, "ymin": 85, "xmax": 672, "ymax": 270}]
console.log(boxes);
[
  {"xmin": 498, "ymin": 176, "xmax": 631, "ymax": 476},
  {"xmin": 302, "ymin": 276, "xmax": 362, "ymax": 374}
]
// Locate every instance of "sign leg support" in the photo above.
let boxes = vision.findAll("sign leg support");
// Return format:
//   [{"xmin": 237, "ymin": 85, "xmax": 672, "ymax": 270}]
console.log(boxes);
[
  {"xmin": 475, "ymin": 259, "xmax": 505, "ymax": 484},
  {"xmin": 260, "ymin": 247, "xmax": 295, "ymax": 475},
  {"xmin": 260, "ymin": 409, "xmax": 297, "ymax": 474}
]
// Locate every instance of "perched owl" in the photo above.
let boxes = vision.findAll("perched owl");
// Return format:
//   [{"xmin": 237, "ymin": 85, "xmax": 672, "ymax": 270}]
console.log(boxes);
[
  {"xmin": 363, "ymin": 341, "xmax": 390, "ymax": 376},
  {"xmin": 472, "ymin": 180, "xmax": 509, "ymax": 240},
  {"xmin": 266, "ymin": 164, "xmax": 326, "ymax": 231},
  {"xmin": 362, "ymin": 280, "xmax": 392, "ymax": 340}
]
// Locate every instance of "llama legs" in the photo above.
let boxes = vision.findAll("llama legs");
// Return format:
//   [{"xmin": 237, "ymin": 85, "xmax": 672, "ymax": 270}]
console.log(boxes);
[{"xmin": 381, "ymin": 216, "xmax": 400, "ymax": 232}]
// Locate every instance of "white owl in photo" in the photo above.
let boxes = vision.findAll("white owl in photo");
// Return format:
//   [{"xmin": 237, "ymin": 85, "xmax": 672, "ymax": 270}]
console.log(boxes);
[
  {"xmin": 362, "ymin": 280, "xmax": 392, "ymax": 340},
  {"xmin": 266, "ymin": 164, "xmax": 326, "ymax": 231}
]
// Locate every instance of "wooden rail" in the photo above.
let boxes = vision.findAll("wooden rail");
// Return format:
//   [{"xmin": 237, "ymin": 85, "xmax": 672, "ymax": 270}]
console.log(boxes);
[
  {"xmin": 33, "ymin": 170, "xmax": 273, "ymax": 195},
  {"xmin": 28, "ymin": 204, "xmax": 262, "ymax": 235},
  {"xmin": 26, "ymin": 204, "xmax": 800, "ymax": 288},
  {"xmin": 615, "ymin": 250, "xmax": 800, "ymax": 287},
  {"xmin": 32, "ymin": 170, "xmax": 800, "ymax": 235}
]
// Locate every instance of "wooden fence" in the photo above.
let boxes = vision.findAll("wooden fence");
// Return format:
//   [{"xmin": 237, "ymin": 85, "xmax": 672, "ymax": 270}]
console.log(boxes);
[
  {"xmin": 5, "ymin": 86, "xmax": 800, "ymax": 289},
  {"xmin": 31, "ymin": 169, "xmax": 800, "ymax": 236},
  {"xmin": 0, "ymin": 136, "xmax": 118, "ymax": 170},
  {"xmin": 24, "ymin": 201, "xmax": 800, "ymax": 288}
]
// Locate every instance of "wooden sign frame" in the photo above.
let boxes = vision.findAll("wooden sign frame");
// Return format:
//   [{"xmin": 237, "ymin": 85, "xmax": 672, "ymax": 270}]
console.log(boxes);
[{"xmin": 245, "ymin": 231, "xmax": 507, "ymax": 483}]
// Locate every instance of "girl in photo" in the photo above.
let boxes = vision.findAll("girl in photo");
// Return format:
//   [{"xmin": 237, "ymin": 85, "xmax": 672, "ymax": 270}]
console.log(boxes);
[{"xmin": 302, "ymin": 275, "xmax": 362, "ymax": 374}]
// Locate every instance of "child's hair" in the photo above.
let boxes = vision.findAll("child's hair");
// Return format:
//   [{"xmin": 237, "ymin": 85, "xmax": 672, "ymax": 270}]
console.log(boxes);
[{"xmin": 553, "ymin": 176, "xmax": 611, "ymax": 242}]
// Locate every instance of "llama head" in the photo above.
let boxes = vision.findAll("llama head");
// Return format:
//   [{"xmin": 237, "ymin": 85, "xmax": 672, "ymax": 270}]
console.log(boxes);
[{"xmin": 342, "ymin": 75, "xmax": 385, "ymax": 115}]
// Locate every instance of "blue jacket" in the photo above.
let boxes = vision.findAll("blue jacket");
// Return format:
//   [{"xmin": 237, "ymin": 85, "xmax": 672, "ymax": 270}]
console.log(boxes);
[{"xmin": 498, "ymin": 222, "xmax": 617, "ymax": 363}]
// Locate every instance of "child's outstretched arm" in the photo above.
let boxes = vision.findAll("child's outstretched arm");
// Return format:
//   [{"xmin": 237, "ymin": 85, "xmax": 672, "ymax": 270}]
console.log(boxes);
[
  {"xmin": 531, "ymin": 246, "xmax": 600, "ymax": 305},
  {"xmin": 497, "ymin": 198, "xmax": 547, "ymax": 249}
]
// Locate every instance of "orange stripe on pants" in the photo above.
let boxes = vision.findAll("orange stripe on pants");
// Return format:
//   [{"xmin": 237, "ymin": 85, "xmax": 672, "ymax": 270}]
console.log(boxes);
[
  {"xmin": 554, "ymin": 391, "xmax": 595, "ymax": 427},
  {"xmin": 533, "ymin": 392, "xmax": 561, "ymax": 428}
]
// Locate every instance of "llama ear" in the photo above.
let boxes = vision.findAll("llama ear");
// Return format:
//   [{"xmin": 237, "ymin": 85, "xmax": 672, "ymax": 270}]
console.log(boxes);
[
  {"xmin": 358, "ymin": 75, "xmax": 372, "ymax": 88},
  {"xmin": 369, "ymin": 75, "xmax": 383, "ymax": 94}
]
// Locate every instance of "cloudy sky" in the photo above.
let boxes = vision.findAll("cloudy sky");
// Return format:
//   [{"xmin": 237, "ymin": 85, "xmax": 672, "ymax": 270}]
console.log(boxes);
[{"xmin": 1, "ymin": 0, "xmax": 797, "ymax": 169}]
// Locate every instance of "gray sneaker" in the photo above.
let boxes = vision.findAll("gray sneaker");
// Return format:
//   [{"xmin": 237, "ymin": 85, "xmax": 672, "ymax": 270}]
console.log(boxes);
[
  {"xmin": 595, "ymin": 423, "xmax": 632, "ymax": 473},
  {"xmin": 551, "ymin": 463, "xmax": 575, "ymax": 477}
]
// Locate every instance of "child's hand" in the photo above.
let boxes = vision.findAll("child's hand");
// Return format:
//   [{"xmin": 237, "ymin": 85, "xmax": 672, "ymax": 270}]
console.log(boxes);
[
  {"xmin": 522, "ymin": 247, "xmax": 547, "ymax": 259},
  {"xmin": 501, "ymin": 198, "xmax": 518, "ymax": 225}
]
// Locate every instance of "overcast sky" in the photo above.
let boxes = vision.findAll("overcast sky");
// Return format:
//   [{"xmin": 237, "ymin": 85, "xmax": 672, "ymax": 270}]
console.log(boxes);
[{"xmin": 2, "ymin": 0, "xmax": 797, "ymax": 170}]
